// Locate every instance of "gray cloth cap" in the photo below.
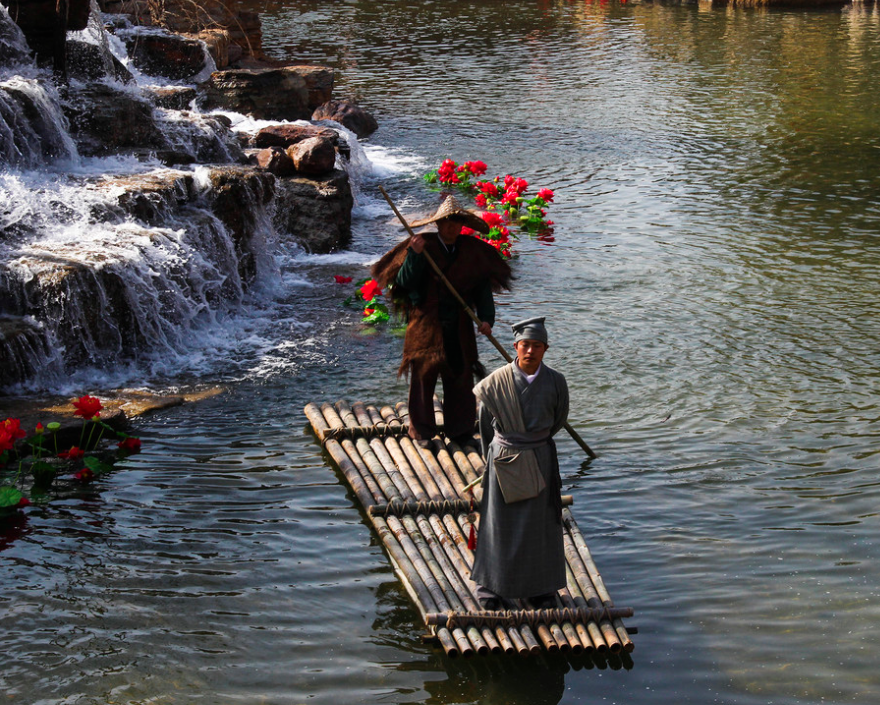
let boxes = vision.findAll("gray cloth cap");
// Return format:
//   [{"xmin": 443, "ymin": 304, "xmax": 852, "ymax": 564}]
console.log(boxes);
[{"xmin": 512, "ymin": 316, "xmax": 548, "ymax": 344}]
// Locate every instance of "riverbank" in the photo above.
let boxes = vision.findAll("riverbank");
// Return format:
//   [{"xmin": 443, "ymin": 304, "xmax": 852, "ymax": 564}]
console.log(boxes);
[{"xmin": 1, "ymin": 2, "xmax": 378, "ymax": 392}]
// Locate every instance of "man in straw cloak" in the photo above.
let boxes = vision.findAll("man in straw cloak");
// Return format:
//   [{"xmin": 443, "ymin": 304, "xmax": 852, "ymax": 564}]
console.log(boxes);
[
  {"xmin": 470, "ymin": 317, "xmax": 569, "ymax": 609},
  {"xmin": 372, "ymin": 195, "xmax": 512, "ymax": 446}
]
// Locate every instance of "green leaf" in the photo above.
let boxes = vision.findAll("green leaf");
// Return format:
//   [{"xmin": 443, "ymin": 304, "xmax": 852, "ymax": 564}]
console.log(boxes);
[
  {"xmin": 0, "ymin": 485, "xmax": 24, "ymax": 509},
  {"xmin": 362, "ymin": 309, "xmax": 391, "ymax": 325},
  {"xmin": 84, "ymin": 456, "xmax": 115, "ymax": 474}
]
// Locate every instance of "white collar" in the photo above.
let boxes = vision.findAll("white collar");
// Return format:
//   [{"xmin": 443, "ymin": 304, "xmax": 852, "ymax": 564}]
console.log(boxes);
[{"xmin": 515, "ymin": 361, "xmax": 542, "ymax": 384}]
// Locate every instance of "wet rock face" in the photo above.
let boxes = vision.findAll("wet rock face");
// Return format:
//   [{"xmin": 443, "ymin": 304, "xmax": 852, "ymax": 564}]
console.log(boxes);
[
  {"xmin": 63, "ymin": 82, "xmax": 167, "ymax": 156},
  {"xmin": 0, "ymin": 316, "xmax": 56, "ymax": 389},
  {"xmin": 256, "ymin": 147, "xmax": 294, "ymax": 177},
  {"xmin": 274, "ymin": 169, "xmax": 353, "ymax": 254},
  {"xmin": 202, "ymin": 65, "xmax": 334, "ymax": 121},
  {"xmin": 66, "ymin": 39, "xmax": 134, "ymax": 83},
  {"xmin": 123, "ymin": 32, "xmax": 208, "ymax": 81},
  {"xmin": 312, "ymin": 100, "xmax": 378, "ymax": 139},
  {"xmin": 253, "ymin": 123, "xmax": 340, "ymax": 150}
]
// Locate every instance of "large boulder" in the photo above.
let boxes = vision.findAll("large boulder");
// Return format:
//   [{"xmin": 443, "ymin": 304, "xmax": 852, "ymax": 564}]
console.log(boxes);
[
  {"xmin": 287, "ymin": 136, "xmax": 336, "ymax": 175},
  {"xmin": 201, "ymin": 65, "xmax": 334, "ymax": 121},
  {"xmin": 63, "ymin": 82, "xmax": 168, "ymax": 156},
  {"xmin": 312, "ymin": 100, "xmax": 378, "ymax": 139},
  {"xmin": 253, "ymin": 123, "xmax": 339, "ymax": 150},
  {"xmin": 274, "ymin": 169, "xmax": 353, "ymax": 253},
  {"xmin": 2, "ymin": 0, "xmax": 92, "ymax": 64},
  {"xmin": 67, "ymin": 38, "xmax": 134, "ymax": 83},
  {"xmin": 124, "ymin": 31, "xmax": 209, "ymax": 81},
  {"xmin": 255, "ymin": 147, "xmax": 294, "ymax": 177}
]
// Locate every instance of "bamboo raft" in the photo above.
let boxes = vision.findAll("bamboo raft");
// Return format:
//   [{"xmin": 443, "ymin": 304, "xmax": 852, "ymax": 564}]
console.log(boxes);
[{"xmin": 304, "ymin": 398, "xmax": 635, "ymax": 658}]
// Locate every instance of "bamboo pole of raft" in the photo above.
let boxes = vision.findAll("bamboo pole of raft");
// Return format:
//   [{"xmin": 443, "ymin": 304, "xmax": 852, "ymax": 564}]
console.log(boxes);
[
  {"xmin": 562, "ymin": 529, "xmax": 621, "ymax": 653},
  {"xmin": 441, "ymin": 510, "xmax": 531, "ymax": 656},
  {"xmin": 564, "ymin": 509, "xmax": 634, "ymax": 653},
  {"xmin": 424, "ymin": 512, "xmax": 513, "ymax": 655},
  {"xmin": 372, "ymin": 516, "xmax": 460, "ymax": 657},
  {"xmin": 386, "ymin": 514, "xmax": 483, "ymax": 656},
  {"xmin": 451, "ymin": 513, "xmax": 542, "ymax": 655},
  {"xmin": 564, "ymin": 563, "xmax": 607, "ymax": 652},
  {"xmin": 414, "ymin": 511, "xmax": 500, "ymax": 655},
  {"xmin": 319, "ymin": 403, "xmax": 388, "ymax": 504},
  {"xmin": 377, "ymin": 184, "xmax": 597, "ymax": 460},
  {"xmin": 304, "ymin": 403, "xmax": 378, "ymax": 508},
  {"xmin": 333, "ymin": 400, "xmax": 416, "ymax": 504},
  {"xmin": 562, "ymin": 533, "xmax": 609, "ymax": 652}
]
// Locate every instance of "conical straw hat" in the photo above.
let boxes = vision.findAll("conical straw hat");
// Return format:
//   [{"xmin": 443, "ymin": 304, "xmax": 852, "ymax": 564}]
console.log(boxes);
[{"xmin": 409, "ymin": 195, "xmax": 490, "ymax": 234}]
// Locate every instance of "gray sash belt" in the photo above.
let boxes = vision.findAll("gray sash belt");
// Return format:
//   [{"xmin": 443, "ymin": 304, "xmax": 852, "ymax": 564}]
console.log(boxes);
[{"xmin": 493, "ymin": 430, "xmax": 551, "ymax": 450}]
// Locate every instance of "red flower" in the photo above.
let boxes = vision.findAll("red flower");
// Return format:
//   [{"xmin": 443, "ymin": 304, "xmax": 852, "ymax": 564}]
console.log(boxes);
[
  {"xmin": 334, "ymin": 275, "xmax": 353, "ymax": 284},
  {"xmin": 73, "ymin": 468, "xmax": 94, "ymax": 483},
  {"xmin": 59, "ymin": 446, "xmax": 85, "ymax": 460},
  {"xmin": 501, "ymin": 190, "xmax": 520, "ymax": 207},
  {"xmin": 513, "ymin": 178, "xmax": 529, "ymax": 194},
  {"xmin": 17, "ymin": 497, "xmax": 31, "ymax": 508},
  {"xmin": 362, "ymin": 308, "xmax": 375, "ymax": 317},
  {"xmin": 503, "ymin": 174, "xmax": 515, "ymax": 189},
  {"xmin": 481, "ymin": 211, "xmax": 504, "ymax": 228},
  {"xmin": 73, "ymin": 395, "xmax": 103, "ymax": 420},
  {"xmin": 474, "ymin": 194, "xmax": 488, "ymax": 208},
  {"xmin": 35, "ymin": 422, "xmax": 44, "ymax": 435},
  {"xmin": 437, "ymin": 159, "xmax": 459, "ymax": 183},
  {"xmin": 2, "ymin": 418, "xmax": 26, "ymax": 440},
  {"xmin": 118, "ymin": 437, "xmax": 142, "ymax": 453},
  {"xmin": 460, "ymin": 226, "xmax": 476, "ymax": 236},
  {"xmin": 477, "ymin": 181, "xmax": 499, "ymax": 198},
  {"xmin": 537, "ymin": 188, "xmax": 555, "ymax": 203},
  {"xmin": 359, "ymin": 279, "xmax": 382, "ymax": 302},
  {"xmin": 462, "ymin": 160, "xmax": 488, "ymax": 176}
]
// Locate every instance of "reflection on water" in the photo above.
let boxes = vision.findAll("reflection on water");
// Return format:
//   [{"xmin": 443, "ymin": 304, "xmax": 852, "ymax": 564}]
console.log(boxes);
[{"xmin": 4, "ymin": 0, "xmax": 880, "ymax": 703}]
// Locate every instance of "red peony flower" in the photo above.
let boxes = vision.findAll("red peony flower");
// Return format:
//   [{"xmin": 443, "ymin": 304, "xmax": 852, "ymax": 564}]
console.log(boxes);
[
  {"xmin": 2, "ymin": 418, "xmax": 27, "ymax": 441},
  {"xmin": 537, "ymin": 188, "xmax": 555, "ymax": 203},
  {"xmin": 73, "ymin": 468, "xmax": 94, "ymax": 483},
  {"xmin": 478, "ymin": 181, "xmax": 499, "ymax": 198},
  {"xmin": 59, "ymin": 446, "xmax": 85, "ymax": 460},
  {"xmin": 73, "ymin": 395, "xmax": 103, "ymax": 420},
  {"xmin": 501, "ymin": 190, "xmax": 520, "ymax": 207},
  {"xmin": 463, "ymin": 160, "xmax": 488, "ymax": 176},
  {"xmin": 503, "ymin": 174, "xmax": 515, "ymax": 189},
  {"xmin": 460, "ymin": 226, "xmax": 476, "ymax": 236},
  {"xmin": 118, "ymin": 437, "xmax": 142, "ymax": 453},
  {"xmin": 363, "ymin": 308, "xmax": 375, "ymax": 317},
  {"xmin": 35, "ymin": 422, "xmax": 44, "ymax": 435},
  {"xmin": 334, "ymin": 275, "xmax": 353, "ymax": 284},
  {"xmin": 17, "ymin": 497, "xmax": 31, "ymax": 508},
  {"xmin": 360, "ymin": 279, "xmax": 382, "ymax": 302},
  {"xmin": 481, "ymin": 211, "xmax": 504, "ymax": 228},
  {"xmin": 437, "ymin": 158, "xmax": 459, "ymax": 183},
  {"xmin": 474, "ymin": 194, "xmax": 488, "ymax": 208}
]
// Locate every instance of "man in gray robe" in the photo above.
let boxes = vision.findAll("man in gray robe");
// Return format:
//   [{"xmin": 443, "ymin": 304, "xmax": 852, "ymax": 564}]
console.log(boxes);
[{"xmin": 470, "ymin": 316, "xmax": 569, "ymax": 610}]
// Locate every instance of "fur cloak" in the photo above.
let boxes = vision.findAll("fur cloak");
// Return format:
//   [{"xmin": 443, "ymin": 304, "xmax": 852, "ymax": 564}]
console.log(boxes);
[{"xmin": 371, "ymin": 233, "xmax": 512, "ymax": 378}]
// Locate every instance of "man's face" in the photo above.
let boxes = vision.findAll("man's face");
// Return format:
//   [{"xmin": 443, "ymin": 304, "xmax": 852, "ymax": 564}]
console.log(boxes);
[
  {"xmin": 514, "ymin": 339, "xmax": 547, "ymax": 371},
  {"xmin": 436, "ymin": 218, "xmax": 461, "ymax": 242}
]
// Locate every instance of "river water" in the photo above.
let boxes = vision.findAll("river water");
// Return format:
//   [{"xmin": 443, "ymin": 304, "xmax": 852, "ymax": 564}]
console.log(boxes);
[{"xmin": 3, "ymin": 1, "xmax": 880, "ymax": 703}]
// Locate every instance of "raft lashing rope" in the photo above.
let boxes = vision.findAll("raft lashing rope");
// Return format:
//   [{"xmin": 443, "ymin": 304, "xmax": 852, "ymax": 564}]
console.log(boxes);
[{"xmin": 304, "ymin": 398, "xmax": 635, "ymax": 659}]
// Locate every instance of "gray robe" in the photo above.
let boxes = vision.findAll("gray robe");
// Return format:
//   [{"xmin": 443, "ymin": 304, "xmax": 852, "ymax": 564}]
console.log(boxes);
[{"xmin": 470, "ymin": 361, "xmax": 569, "ymax": 599}]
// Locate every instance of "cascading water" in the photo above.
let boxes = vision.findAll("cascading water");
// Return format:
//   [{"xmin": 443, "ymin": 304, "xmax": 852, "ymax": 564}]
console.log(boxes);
[{"xmin": 0, "ymin": 4, "xmax": 368, "ymax": 393}]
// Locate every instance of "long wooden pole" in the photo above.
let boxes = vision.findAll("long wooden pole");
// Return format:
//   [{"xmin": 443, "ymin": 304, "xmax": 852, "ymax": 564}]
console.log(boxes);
[{"xmin": 377, "ymin": 185, "xmax": 597, "ymax": 460}]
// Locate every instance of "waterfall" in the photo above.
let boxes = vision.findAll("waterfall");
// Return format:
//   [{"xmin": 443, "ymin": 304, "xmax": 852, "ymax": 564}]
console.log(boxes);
[{"xmin": 0, "ymin": 4, "xmax": 372, "ymax": 393}]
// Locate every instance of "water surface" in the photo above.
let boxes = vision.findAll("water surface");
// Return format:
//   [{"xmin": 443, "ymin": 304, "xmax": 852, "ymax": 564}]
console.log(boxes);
[{"xmin": 3, "ymin": 1, "xmax": 880, "ymax": 703}]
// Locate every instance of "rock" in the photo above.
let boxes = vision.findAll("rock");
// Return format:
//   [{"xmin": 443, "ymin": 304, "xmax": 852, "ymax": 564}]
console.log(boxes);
[
  {"xmin": 287, "ymin": 136, "xmax": 336, "ymax": 175},
  {"xmin": 63, "ymin": 82, "xmax": 168, "ymax": 156},
  {"xmin": 201, "ymin": 65, "xmax": 334, "ymax": 121},
  {"xmin": 123, "ymin": 31, "xmax": 208, "ymax": 81},
  {"xmin": 145, "ymin": 85, "xmax": 198, "ymax": 110},
  {"xmin": 274, "ymin": 169, "xmax": 353, "ymax": 253},
  {"xmin": 312, "ymin": 100, "xmax": 378, "ymax": 139},
  {"xmin": 254, "ymin": 123, "xmax": 339, "ymax": 150},
  {"xmin": 186, "ymin": 29, "xmax": 229, "ymax": 69},
  {"xmin": 255, "ymin": 147, "xmax": 294, "ymax": 177},
  {"xmin": 201, "ymin": 166, "xmax": 276, "ymax": 285},
  {"xmin": 0, "ymin": 316, "xmax": 55, "ymax": 390},
  {"xmin": 67, "ymin": 39, "xmax": 134, "ymax": 83}
]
